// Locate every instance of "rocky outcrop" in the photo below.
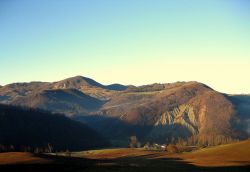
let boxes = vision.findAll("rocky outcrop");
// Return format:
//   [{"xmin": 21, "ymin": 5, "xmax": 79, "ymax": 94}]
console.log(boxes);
[
  {"xmin": 155, "ymin": 105, "xmax": 198, "ymax": 135},
  {"xmin": 99, "ymin": 82, "xmax": 242, "ymax": 144}
]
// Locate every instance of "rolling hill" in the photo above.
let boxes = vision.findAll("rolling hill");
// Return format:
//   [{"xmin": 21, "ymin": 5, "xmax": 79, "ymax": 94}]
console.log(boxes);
[{"xmin": 174, "ymin": 139, "xmax": 250, "ymax": 167}]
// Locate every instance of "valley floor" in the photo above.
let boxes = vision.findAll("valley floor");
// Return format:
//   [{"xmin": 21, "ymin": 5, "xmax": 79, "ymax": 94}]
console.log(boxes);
[{"xmin": 0, "ymin": 140, "xmax": 250, "ymax": 172}]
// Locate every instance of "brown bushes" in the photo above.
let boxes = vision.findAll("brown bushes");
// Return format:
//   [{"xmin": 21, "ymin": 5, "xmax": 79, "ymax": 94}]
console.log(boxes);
[{"xmin": 166, "ymin": 144, "xmax": 179, "ymax": 153}]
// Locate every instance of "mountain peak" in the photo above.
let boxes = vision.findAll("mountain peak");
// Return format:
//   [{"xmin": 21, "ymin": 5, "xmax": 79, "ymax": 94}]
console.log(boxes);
[
  {"xmin": 54, "ymin": 76, "xmax": 105, "ymax": 89},
  {"xmin": 53, "ymin": 76, "xmax": 128, "ymax": 91}
]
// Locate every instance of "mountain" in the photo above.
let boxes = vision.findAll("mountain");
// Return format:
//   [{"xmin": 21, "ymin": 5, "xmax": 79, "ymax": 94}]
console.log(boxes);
[
  {"xmin": 227, "ymin": 94, "xmax": 250, "ymax": 136},
  {"xmin": 76, "ymin": 82, "xmax": 249, "ymax": 146},
  {"xmin": 0, "ymin": 82, "xmax": 48, "ymax": 103},
  {"xmin": 0, "ymin": 76, "xmax": 250, "ymax": 146},
  {"xmin": 11, "ymin": 88, "xmax": 104, "ymax": 117},
  {"xmin": 0, "ymin": 104, "xmax": 108, "ymax": 151},
  {"xmin": 0, "ymin": 76, "xmax": 128, "ymax": 103},
  {"xmin": 52, "ymin": 76, "xmax": 106, "ymax": 89},
  {"xmin": 0, "ymin": 76, "xmax": 128, "ymax": 116},
  {"xmin": 120, "ymin": 82, "xmax": 234, "ymax": 137},
  {"xmin": 54, "ymin": 75, "xmax": 128, "ymax": 91}
]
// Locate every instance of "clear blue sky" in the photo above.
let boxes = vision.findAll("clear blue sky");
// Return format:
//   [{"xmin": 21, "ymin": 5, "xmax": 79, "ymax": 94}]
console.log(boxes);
[{"xmin": 0, "ymin": 0, "xmax": 249, "ymax": 93}]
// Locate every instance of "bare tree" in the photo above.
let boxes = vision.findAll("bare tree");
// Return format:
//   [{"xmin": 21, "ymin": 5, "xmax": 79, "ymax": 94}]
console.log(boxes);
[{"xmin": 48, "ymin": 143, "xmax": 53, "ymax": 153}]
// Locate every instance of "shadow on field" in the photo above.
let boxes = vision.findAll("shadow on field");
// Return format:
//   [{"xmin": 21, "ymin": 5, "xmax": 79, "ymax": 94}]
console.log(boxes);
[{"xmin": 0, "ymin": 153, "xmax": 249, "ymax": 172}]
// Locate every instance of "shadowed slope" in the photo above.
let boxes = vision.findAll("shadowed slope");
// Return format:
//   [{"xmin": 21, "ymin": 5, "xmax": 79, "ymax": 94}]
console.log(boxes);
[
  {"xmin": 106, "ymin": 84, "xmax": 128, "ymax": 91},
  {"xmin": 11, "ymin": 89, "xmax": 104, "ymax": 117},
  {"xmin": 0, "ymin": 104, "xmax": 109, "ymax": 151}
]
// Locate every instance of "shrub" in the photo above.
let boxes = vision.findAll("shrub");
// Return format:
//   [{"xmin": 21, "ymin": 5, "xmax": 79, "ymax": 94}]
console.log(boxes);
[{"xmin": 166, "ymin": 144, "xmax": 179, "ymax": 153}]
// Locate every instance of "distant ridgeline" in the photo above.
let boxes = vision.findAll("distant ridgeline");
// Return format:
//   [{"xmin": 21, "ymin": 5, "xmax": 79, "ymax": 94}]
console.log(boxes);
[{"xmin": 0, "ymin": 104, "xmax": 109, "ymax": 152}]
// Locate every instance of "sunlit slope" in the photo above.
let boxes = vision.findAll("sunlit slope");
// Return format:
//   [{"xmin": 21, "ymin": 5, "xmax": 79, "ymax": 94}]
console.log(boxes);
[
  {"xmin": 176, "ymin": 140, "xmax": 250, "ymax": 167},
  {"xmin": 77, "ymin": 148, "xmax": 158, "ymax": 159},
  {"xmin": 77, "ymin": 140, "xmax": 250, "ymax": 167},
  {"xmin": 0, "ymin": 152, "xmax": 50, "ymax": 165}
]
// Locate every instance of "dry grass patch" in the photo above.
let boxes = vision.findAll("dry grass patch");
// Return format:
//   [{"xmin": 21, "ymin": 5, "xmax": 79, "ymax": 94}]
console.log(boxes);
[
  {"xmin": 172, "ymin": 140, "xmax": 250, "ymax": 167},
  {"xmin": 0, "ymin": 152, "xmax": 50, "ymax": 165},
  {"xmin": 75, "ymin": 148, "xmax": 158, "ymax": 159}
]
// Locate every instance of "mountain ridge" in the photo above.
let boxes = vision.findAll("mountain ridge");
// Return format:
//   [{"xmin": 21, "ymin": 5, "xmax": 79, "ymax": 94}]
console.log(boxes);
[{"xmin": 0, "ymin": 76, "xmax": 250, "ymax": 146}]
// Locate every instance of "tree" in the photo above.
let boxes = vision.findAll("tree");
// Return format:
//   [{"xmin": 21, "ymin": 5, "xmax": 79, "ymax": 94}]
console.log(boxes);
[
  {"xmin": 65, "ymin": 149, "xmax": 71, "ymax": 157},
  {"xmin": 166, "ymin": 144, "xmax": 179, "ymax": 153},
  {"xmin": 129, "ymin": 136, "xmax": 141, "ymax": 148},
  {"xmin": 144, "ymin": 142, "xmax": 151, "ymax": 150},
  {"xmin": 9, "ymin": 145, "xmax": 15, "ymax": 152}
]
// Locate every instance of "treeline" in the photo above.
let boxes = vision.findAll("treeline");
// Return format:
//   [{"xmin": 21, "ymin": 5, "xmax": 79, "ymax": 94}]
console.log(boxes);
[
  {"xmin": 130, "ymin": 134, "xmax": 240, "ymax": 151},
  {"xmin": 0, "ymin": 143, "xmax": 53, "ymax": 153},
  {"xmin": 174, "ymin": 135, "xmax": 239, "ymax": 147},
  {"xmin": 160, "ymin": 134, "xmax": 240, "ymax": 147}
]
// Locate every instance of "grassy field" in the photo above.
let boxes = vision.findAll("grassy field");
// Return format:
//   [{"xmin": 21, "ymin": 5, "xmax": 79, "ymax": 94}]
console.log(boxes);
[
  {"xmin": 0, "ymin": 152, "xmax": 51, "ymax": 165},
  {"xmin": 0, "ymin": 140, "xmax": 250, "ymax": 172},
  {"xmin": 173, "ymin": 140, "xmax": 250, "ymax": 167}
]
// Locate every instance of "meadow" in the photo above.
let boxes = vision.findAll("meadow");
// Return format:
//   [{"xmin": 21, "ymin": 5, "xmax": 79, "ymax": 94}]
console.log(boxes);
[{"xmin": 1, "ymin": 140, "xmax": 249, "ymax": 172}]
